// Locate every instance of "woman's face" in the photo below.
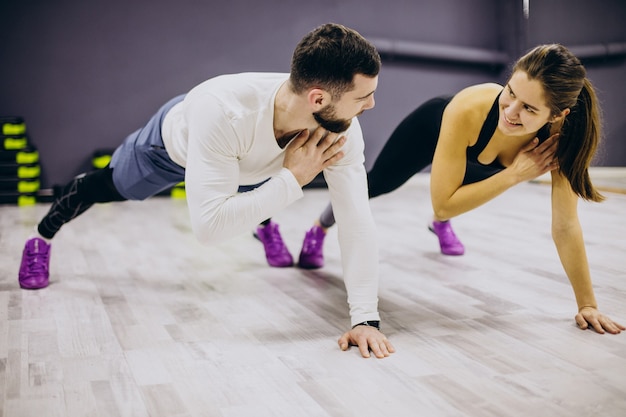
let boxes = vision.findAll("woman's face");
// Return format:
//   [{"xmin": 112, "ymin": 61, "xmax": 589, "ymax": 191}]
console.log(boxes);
[{"xmin": 498, "ymin": 70, "xmax": 554, "ymax": 136}]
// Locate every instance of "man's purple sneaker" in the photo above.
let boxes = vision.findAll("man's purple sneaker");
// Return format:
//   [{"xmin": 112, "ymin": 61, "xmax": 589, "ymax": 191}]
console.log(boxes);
[
  {"xmin": 298, "ymin": 225, "xmax": 326, "ymax": 269},
  {"xmin": 255, "ymin": 222, "xmax": 293, "ymax": 267},
  {"xmin": 19, "ymin": 237, "xmax": 51, "ymax": 289},
  {"xmin": 428, "ymin": 220, "xmax": 465, "ymax": 256}
]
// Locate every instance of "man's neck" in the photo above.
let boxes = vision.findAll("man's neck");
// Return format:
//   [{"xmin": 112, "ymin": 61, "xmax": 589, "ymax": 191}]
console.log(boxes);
[{"xmin": 273, "ymin": 81, "xmax": 316, "ymax": 144}]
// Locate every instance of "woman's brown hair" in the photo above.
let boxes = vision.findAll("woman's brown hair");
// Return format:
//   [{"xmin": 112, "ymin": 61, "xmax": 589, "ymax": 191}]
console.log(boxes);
[{"xmin": 513, "ymin": 44, "xmax": 604, "ymax": 202}]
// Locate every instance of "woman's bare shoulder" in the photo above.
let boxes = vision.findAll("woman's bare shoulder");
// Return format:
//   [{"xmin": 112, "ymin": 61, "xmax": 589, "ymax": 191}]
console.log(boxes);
[
  {"xmin": 451, "ymin": 83, "xmax": 503, "ymax": 110},
  {"xmin": 440, "ymin": 83, "xmax": 503, "ymax": 145},
  {"xmin": 443, "ymin": 83, "xmax": 502, "ymax": 123}
]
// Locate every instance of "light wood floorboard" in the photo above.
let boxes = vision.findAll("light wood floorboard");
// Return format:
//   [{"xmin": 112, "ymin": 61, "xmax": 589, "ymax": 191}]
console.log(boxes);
[{"xmin": 1, "ymin": 173, "xmax": 625, "ymax": 417}]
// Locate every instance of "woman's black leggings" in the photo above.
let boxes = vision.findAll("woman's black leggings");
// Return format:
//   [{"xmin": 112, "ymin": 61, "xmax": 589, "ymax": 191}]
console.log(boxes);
[
  {"xmin": 319, "ymin": 96, "xmax": 450, "ymax": 228},
  {"xmin": 37, "ymin": 167, "xmax": 127, "ymax": 239}
]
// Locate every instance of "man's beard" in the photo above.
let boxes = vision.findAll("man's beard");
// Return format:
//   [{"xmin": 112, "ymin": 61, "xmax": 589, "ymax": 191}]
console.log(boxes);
[{"xmin": 313, "ymin": 104, "xmax": 352, "ymax": 133}]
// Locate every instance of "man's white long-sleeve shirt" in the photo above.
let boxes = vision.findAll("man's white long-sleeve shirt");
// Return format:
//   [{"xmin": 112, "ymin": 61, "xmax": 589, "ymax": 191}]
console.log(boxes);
[{"xmin": 161, "ymin": 72, "xmax": 379, "ymax": 326}]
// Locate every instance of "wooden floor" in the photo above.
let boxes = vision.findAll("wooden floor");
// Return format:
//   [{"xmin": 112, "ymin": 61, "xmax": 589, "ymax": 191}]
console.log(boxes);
[{"xmin": 1, "ymin": 173, "xmax": 625, "ymax": 417}]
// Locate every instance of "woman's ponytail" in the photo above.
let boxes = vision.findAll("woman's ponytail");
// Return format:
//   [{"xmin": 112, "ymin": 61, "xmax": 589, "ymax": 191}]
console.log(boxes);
[{"xmin": 556, "ymin": 78, "xmax": 604, "ymax": 202}]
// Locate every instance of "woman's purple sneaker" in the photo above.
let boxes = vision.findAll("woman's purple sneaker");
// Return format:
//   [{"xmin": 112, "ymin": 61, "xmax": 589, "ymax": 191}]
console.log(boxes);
[
  {"xmin": 18, "ymin": 237, "xmax": 51, "ymax": 289},
  {"xmin": 298, "ymin": 225, "xmax": 326, "ymax": 269},
  {"xmin": 428, "ymin": 220, "xmax": 465, "ymax": 256}
]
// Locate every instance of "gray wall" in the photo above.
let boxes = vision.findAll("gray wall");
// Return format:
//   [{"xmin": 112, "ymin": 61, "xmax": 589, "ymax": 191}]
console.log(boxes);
[{"xmin": 1, "ymin": 0, "xmax": 624, "ymax": 188}]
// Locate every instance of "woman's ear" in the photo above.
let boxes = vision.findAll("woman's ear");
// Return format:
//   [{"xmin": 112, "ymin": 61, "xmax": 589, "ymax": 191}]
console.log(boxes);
[{"xmin": 551, "ymin": 108, "xmax": 570, "ymax": 123}]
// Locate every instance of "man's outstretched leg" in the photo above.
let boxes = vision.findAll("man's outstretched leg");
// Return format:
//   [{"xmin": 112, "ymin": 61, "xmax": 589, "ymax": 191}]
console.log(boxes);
[{"xmin": 18, "ymin": 167, "xmax": 126, "ymax": 289}]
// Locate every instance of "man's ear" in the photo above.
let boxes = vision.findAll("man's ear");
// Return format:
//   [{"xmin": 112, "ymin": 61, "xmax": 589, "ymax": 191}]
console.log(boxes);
[{"xmin": 307, "ymin": 88, "xmax": 329, "ymax": 110}]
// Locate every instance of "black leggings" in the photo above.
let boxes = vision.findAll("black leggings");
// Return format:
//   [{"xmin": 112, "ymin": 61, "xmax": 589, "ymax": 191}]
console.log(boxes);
[
  {"xmin": 319, "ymin": 96, "xmax": 450, "ymax": 228},
  {"xmin": 38, "ymin": 167, "xmax": 127, "ymax": 239}
]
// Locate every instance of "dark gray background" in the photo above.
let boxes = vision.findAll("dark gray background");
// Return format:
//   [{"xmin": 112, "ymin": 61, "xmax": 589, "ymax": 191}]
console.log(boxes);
[{"xmin": 1, "ymin": 0, "xmax": 624, "ymax": 189}]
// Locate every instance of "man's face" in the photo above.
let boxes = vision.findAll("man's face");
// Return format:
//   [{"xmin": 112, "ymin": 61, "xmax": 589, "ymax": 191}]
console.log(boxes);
[{"xmin": 314, "ymin": 74, "xmax": 378, "ymax": 133}]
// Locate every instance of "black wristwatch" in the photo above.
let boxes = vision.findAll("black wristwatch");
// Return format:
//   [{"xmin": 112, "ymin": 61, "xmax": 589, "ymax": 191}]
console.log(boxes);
[{"xmin": 352, "ymin": 320, "xmax": 380, "ymax": 330}]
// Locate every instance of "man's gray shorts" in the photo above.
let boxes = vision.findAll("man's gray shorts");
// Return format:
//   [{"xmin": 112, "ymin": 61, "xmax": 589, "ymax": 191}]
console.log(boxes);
[{"xmin": 110, "ymin": 94, "xmax": 186, "ymax": 200}]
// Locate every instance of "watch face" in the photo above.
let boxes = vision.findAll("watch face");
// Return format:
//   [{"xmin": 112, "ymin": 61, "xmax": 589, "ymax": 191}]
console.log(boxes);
[{"xmin": 354, "ymin": 320, "xmax": 380, "ymax": 330}]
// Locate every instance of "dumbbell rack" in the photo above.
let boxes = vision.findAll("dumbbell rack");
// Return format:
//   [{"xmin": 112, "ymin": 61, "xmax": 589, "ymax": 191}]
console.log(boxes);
[{"xmin": 0, "ymin": 116, "xmax": 41, "ymax": 205}]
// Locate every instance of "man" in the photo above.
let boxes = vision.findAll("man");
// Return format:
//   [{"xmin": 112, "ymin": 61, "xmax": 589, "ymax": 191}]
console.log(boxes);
[{"xmin": 18, "ymin": 23, "xmax": 394, "ymax": 358}]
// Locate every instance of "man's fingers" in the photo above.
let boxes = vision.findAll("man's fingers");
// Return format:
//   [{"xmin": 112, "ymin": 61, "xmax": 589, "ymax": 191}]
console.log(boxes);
[
  {"xmin": 371, "ymin": 340, "xmax": 388, "ymax": 359},
  {"xmin": 315, "ymin": 130, "xmax": 339, "ymax": 146},
  {"xmin": 291, "ymin": 128, "xmax": 342, "ymax": 152},
  {"xmin": 358, "ymin": 334, "xmax": 393, "ymax": 359},
  {"xmin": 323, "ymin": 136, "xmax": 346, "ymax": 153},
  {"xmin": 299, "ymin": 127, "xmax": 333, "ymax": 147},
  {"xmin": 338, "ymin": 329, "xmax": 395, "ymax": 359},
  {"xmin": 337, "ymin": 334, "xmax": 349, "ymax": 351},
  {"xmin": 323, "ymin": 150, "xmax": 344, "ymax": 167},
  {"xmin": 286, "ymin": 129, "xmax": 309, "ymax": 149},
  {"xmin": 372, "ymin": 338, "xmax": 394, "ymax": 358},
  {"xmin": 357, "ymin": 339, "xmax": 371, "ymax": 358},
  {"xmin": 383, "ymin": 338, "xmax": 396, "ymax": 354},
  {"xmin": 321, "ymin": 136, "xmax": 346, "ymax": 163}
]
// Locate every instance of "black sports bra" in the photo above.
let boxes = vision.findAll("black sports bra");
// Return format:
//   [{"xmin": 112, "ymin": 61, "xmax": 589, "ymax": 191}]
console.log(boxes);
[{"xmin": 463, "ymin": 92, "xmax": 550, "ymax": 185}]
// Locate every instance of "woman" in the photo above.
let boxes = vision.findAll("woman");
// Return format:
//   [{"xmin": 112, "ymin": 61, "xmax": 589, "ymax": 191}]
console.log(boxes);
[{"xmin": 296, "ymin": 44, "xmax": 624, "ymax": 334}]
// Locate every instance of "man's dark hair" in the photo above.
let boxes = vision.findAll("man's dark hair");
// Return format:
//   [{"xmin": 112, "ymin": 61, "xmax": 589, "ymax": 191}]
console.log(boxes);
[{"xmin": 290, "ymin": 23, "xmax": 381, "ymax": 99}]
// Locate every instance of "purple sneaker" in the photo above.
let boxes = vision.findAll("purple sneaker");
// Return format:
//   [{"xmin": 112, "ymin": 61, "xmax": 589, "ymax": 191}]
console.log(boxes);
[
  {"xmin": 255, "ymin": 222, "xmax": 293, "ymax": 267},
  {"xmin": 298, "ymin": 225, "xmax": 326, "ymax": 269},
  {"xmin": 18, "ymin": 237, "xmax": 51, "ymax": 289},
  {"xmin": 428, "ymin": 220, "xmax": 465, "ymax": 256}
]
